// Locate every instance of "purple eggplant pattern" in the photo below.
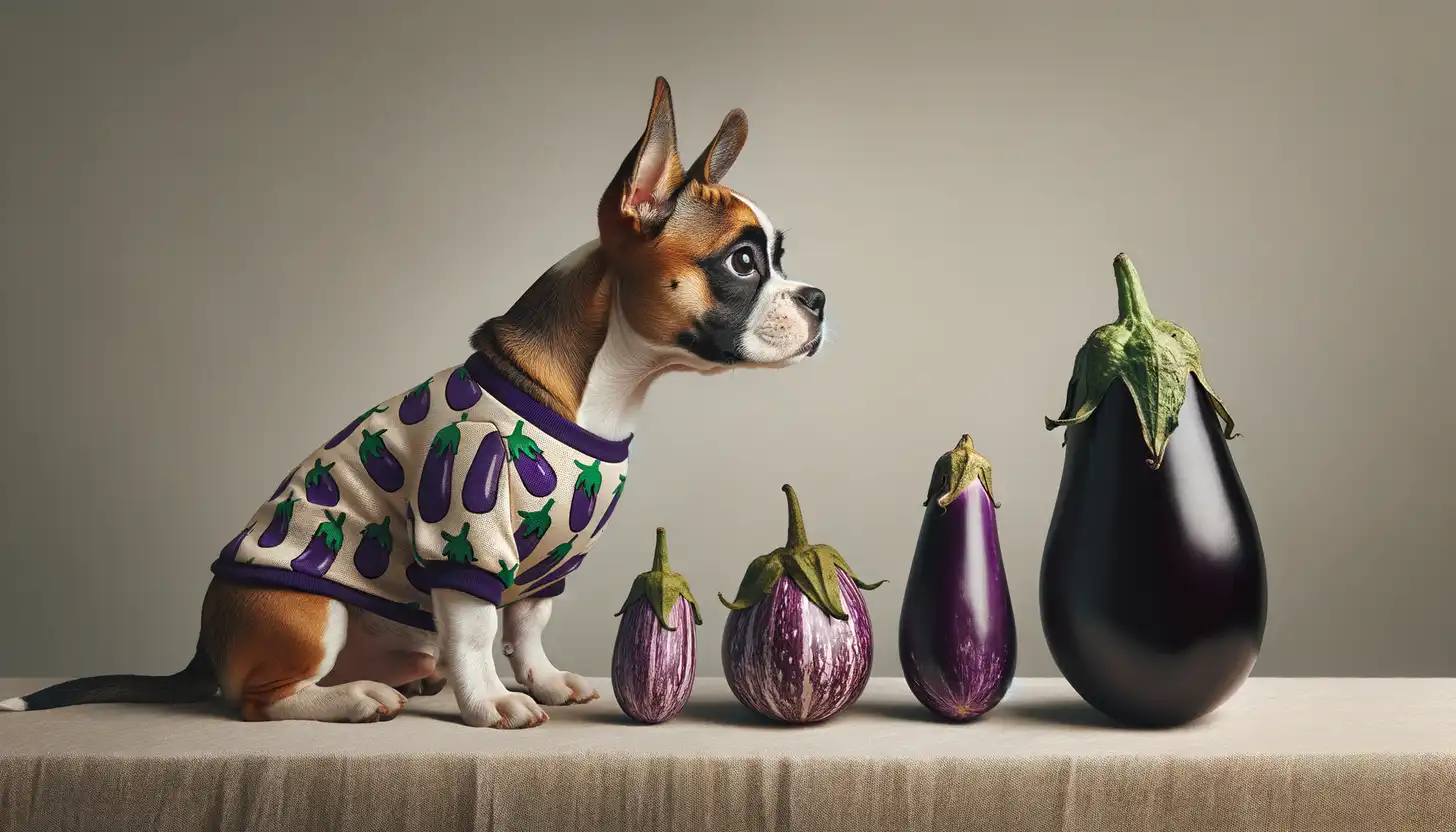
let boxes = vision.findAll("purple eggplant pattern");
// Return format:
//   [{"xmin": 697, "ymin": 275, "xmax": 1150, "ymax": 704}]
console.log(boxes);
[
  {"xmin": 445, "ymin": 366, "xmax": 482, "ymax": 412},
  {"xmin": 352, "ymin": 517, "xmax": 394, "ymax": 580},
  {"xmin": 399, "ymin": 378, "xmax": 432, "ymax": 425},
  {"xmin": 259, "ymin": 491, "xmax": 300, "ymax": 548},
  {"xmin": 219, "ymin": 523, "xmax": 256, "ymax": 562},
  {"xmin": 358, "ymin": 429, "xmax": 404, "ymax": 493},
  {"xmin": 304, "ymin": 459, "xmax": 340, "ymax": 507},
  {"xmin": 517, "ymin": 534, "xmax": 577, "ymax": 585},
  {"xmin": 462, "ymin": 431, "xmax": 505, "ymax": 514},
  {"xmin": 268, "ymin": 467, "xmax": 299, "ymax": 502},
  {"xmin": 513, "ymin": 500, "xmax": 554, "ymax": 558},
  {"xmin": 291, "ymin": 510, "xmax": 347, "ymax": 577},
  {"xmin": 505, "ymin": 420, "xmax": 557, "ymax": 497},
  {"xmin": 441, "ymin": 523, "xmax": 477, "ymax": 565},
  {"xmin": 591, "ymin": 474, "xmax": 627, "ymax": 538},
  {"xmin": 569, "ymin": 459, "xmax": 603, "ymax": 532},
  {"xmin": 404, "ymin": 503, "xmax": 430, "ymax": 594},
  {"xmin": 418, "ymin": 413, "xmax": 468, "ymax": 523},
  {"xmin": 324, "ymin": 405, "xmax": 387, "ymax": 450},
  {"xmin": 534, "ymin": 552, "xmax": 587, "ymax": 589}
]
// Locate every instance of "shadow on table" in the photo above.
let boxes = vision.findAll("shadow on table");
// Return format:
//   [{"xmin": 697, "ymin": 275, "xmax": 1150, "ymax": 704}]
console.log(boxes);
[{"xmin": 853, "ymin": 700, "xmax": 947, "ymax": 724}]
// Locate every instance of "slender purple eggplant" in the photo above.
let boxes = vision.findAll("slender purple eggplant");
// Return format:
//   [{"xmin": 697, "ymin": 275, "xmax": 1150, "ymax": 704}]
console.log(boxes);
[
  {"xmin": 399, "ymin": 378, "xmax": 432, "ymax": 425},
  {"xmin": 568, "ymin": 459, "xmax": 602, "ymax": 532},
  {"xmin": 418, "ymin": 412, "xmax": 468, "ymax": 523},
  {"xmin": 719, "ymin": 485, "xmax": 885, "ymax": 724},
  {"xmin": 516, "ymin": 534, "xmax": 577, "ymax": 586},
  {"xmin": 219, "ymin": 522, "xmax": 256, "ymax": 562},
  {"xmin": 591, "ymin": 474, "xmax": 627, "ymax": 538},
  {"xmin": 358, "ymin": 429, "xmax": 405, "ymax": 493},
  {"xmin": 324, "ymin": 405, "xmax": 387, "ymax": 450},
  {"xmin": 534, "ymin": 552, "xmax": 586, "ymax": 589},
  {"xmin": 612, "ymin": 527, "xmax": 702, "ymax": 724},
  {"xmin": 352, "ymin": 517, "xmax": 394, "ymax": 580},
  {"xmin": 404, "ymin": 503, "xmax": 431, "ymax": 594},
  {"xmin": 900, "ymin": 434, "xmax": 1016, "ymax": 722},
  {"xmin": 462, "ymin": 430, "xmax": 505, "ymax": 514},
  {"xmin": 512, "ymin": 499, "xmax": 554, "ymax": 558},
  {"xmin": 268, "ymin": 467, "xmax": 298, "ymax": 501},
  {"xmin": 258, "ymin": 491, "xmax": 300, "ymax": 548},
  {"xmin": 1041, "ymin": 253, "xmax": 1265, "ymax": 728},
  {"xmin": 445, "ymin": 365, "xmax": 482, "ymax": 411},
  {"xmin": 304, "ymin": 459, "xmax": 340, "ymax": 507},
  {"xmin": 291, "ymin": 510, "xmax": 347, "ymax": 577},
  {"xmin": 505, "ymin": 420, "xmax": 556, "ymax": 497}
]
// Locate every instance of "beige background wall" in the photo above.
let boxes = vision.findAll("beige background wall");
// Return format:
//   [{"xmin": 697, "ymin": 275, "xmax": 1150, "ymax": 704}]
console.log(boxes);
[{"xmin": 2, "ymin": 2, "xmax": 1452, "ymax": 680}]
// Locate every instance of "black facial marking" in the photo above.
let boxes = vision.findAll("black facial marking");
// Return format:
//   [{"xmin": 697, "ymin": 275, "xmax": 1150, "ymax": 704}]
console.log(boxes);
[
  {"xmin": 670, "ymin": 278, "xmax": 679, "ymax": 290},
  {"xmin": 679, "ymin": 226, "xmax": 771, "ymax": 364},
  {"xmin": 772, "ymin": 230, "xmax": 786, "ymax": 271}
]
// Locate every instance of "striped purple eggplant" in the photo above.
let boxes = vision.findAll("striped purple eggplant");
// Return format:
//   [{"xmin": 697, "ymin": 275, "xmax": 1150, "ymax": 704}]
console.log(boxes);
[
  {"xmin": 219, "ymin": 522, "xmax": 256, "ymax": 562},
  {"xmin": 258, "ymin": 491, "xmax": 300, "ymax": 548},
  {"xmin": 504, "ymin": 420, "xmax": 556, "ymax": 497},
  {"xmin": 399, "ymin": 378, "xmax": 432, "ymax": 425},
  {"xmin": 304, "ymin": 459, "xmax": 340, "ymax": 507},
  {"xmin": 568, "ymin": 459, "xmax": 602, "ymax": 532},
  {"xmin": 516, "ymin": 534, "xmax": 577, "ymax": 586},
  {"xmin": 352, "ymin": 517, "xmax": 394, "ymax": 580},
  {"xmin": 324, "ymin": 405, "xmax": 387, "ymax": 450},
  {"xmin": 591, "ymin": 474, "xmax": 627, "ymax": 537},
  {"xmin": 900, "ymin": 434, "xmax": 1016, "ymax": 722},
  {"xmin": 418, "ymin": 412, "xmax": 468, "ymax": 523},
  {"xmin": 512, "ymin": 500, "xmax": 554, "ymax": 558},
  {"xmin": 291, "ymin": 510, "xmax": 347, "ymax": 577},
  {"xmin": 719, "ymin": 484, "xmax": 885, "ymax": 724},
  {"xmin": 359, "ymin": 429, "xmax": 404, "ymax": 493},
  {"xmin": 611, "ymin": 527, "xmax": 701, "ymax": 724},
  {"xmin": 445, "ymin": 365, "xmax": 482, "ymax": 411},
  {"xmin": 404, "ymin": 503, "xmax": 430, "ymax": 594},
  {"xmin": 268, "ymin": 467, "xmax": 298, "ymax": 501},
  {"xmin": 462, "ymin": 430, "xmax": 505, "ymax": 514}
]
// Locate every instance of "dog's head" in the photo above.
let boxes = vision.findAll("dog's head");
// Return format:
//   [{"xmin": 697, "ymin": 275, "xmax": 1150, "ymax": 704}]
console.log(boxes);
[{"xmin": 597, "ymin": 78, "xmax": 825, "ymax": 369}]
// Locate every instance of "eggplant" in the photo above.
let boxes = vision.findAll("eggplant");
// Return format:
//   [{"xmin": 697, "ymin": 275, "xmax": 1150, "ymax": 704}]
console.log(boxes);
[
  {"xmin": 352, "ymin": 517, "xmax": 394, "ymax": 580},
  {"xmin": 399, "ymin": 378, "xmax": 432, "ymax": 425},
  {"xmin": 899, "ymin": 434, "xmax": 1015, "ymax": 722},
  {"xmin": 324, "ymin": 405, "xmax": 387, "ymax": 450},
  {"xmin": 516, "ymin": 534, "xmax": 577, "ymax": 585},
  {"xmin": 462, "ymin": 431, "xmax": 505, "ymax": 514},
  {"xmin": 268, "ymin": 467, "xmax": 298, "ymax": 501},
  {"xmin": 504, "ymin": 420, "xmax": 557, "ymax": 497},
  {"xmin": 445, "ymin": 365, "xmax": 482, "ymax": 411},
  {"xmin": 291, "ymin": 510, "xmax": 347, "ymax": 577},
  {"xmin": 591, "ymin": 474, "xmax": 627, "ymax": 537},
  {"xmin": 719, "ymin": 485, "xmax": 885, "ymax": 724},
  {"xmin": 568, "ymin": 459, "xmax": 602, "ymax": 532},
  {"xmin": 513, "ymin": 499, "xmax": 554, "ymax": 558},
  {"xmin": 1040, "ymin": 253, "xmax": 1265, "ymax": 728},
  {"xmin": 304, "ymin": 459, "xmax": 340, "ymax": 507},
  {"xmin": 358, "ymin": 429, "xmax": 405, "ymax": 493},
  {"xmin": 404, "ymin": 503, "xmax": 430, "ymax": 594},
  {"xmin": 533, "ymin": 552, "xmax": 586, "ymax": 589},
  {"xmin": 219, "ymin": 522, "xmax": 256, "ymax": 562},
  {"xmin": 418, "ymin": 412, "xmax": 468, "ymax": 524},
  {"xmin": 258, "ymin": 491, "xmax": 300, "ymax": 548},
  {"xmin": 611, "ymin": 527, "xmax": 702, "ymax": 724}
]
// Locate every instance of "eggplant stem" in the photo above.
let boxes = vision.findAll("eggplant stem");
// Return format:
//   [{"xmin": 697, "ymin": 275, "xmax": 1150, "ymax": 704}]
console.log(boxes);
[
  {"xmin": 1114, "ymin": 252, "xmax": 1154, "ymax": 323},
  {"xmin": 782, "ymin": 484, "xmax": 809, "ymax": 550},
  {"xmin": 651, "ymin": 527, "xmax": 670, "ymax": 572}
]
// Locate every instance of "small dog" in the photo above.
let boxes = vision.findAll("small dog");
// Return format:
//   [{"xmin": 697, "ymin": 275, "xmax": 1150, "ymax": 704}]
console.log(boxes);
[{"xmin": 1, "ymin": 77, "xmax": 825, "ymax": 729}]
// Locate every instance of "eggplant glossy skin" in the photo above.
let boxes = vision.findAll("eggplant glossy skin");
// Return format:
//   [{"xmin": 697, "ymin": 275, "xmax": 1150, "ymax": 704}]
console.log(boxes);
[{"xmin": 1041, "ymin": 374, "xmax": 1266, "ymax": 728}]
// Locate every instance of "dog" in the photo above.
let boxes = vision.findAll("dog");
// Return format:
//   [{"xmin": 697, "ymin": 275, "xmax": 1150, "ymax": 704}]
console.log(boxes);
[{"xmin": 0, "ymin": 77, "xmax": 825, "ymax": 729}]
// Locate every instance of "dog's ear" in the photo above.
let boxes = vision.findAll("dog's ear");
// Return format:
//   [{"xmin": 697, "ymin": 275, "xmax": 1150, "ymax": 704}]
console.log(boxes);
[
  {"xmin": 600, "ymin": 77, "xmax": 684, "ymax": 239},
  {"xmin": 684, "ymin": 109, "xmax": 748, "ymax": 185}
]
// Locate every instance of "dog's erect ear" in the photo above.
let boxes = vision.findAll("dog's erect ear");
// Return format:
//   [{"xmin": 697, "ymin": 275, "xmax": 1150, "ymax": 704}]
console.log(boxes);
[
  {"xmin": 684, "ymin": 109, "xmax": 748, "ymax": 185},
  {"xmin": 600, "ymin": 77, "xmax": 683, "ymax": 238}
]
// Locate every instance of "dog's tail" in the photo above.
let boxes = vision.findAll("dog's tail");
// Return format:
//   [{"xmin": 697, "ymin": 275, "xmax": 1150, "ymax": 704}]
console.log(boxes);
[{"xmin": 0, "ymin": 637, "xmax": 217, "ymax": 712}]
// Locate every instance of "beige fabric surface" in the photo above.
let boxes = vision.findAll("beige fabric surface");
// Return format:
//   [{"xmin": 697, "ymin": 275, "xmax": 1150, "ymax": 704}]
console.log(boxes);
[{"xmin": 1, "ymin": 677, "xmax": 1453, "ymax": 831}]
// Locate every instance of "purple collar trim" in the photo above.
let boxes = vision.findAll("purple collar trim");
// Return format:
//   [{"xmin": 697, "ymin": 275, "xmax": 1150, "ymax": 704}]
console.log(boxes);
[{"xmin": 464, "ymin": 352, "xmax": 632, "ymax": 464}]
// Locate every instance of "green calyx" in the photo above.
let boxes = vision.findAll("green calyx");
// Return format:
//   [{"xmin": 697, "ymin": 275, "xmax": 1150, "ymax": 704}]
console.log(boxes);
[
  {"xmin": 358, "ymin": 429, "xmax": 388, "ymax": 462},
  {"xmin": 516, "ymin": 499, "xmax": 555, "ymax": 539},
  {"xmin": 315, "ymin": 510, "xmax": 347, "ymax": 552},
  {"xmin": 431, "ymin": 413, "xmax": 469, "ymax": 457},
  {"xmin": 1045, "ymin": 253, "xmax": 1240, "ymax": 469},
  {"xmin": 505, "ymin": 420, "xmax": 541, "ymax": 461},
  {"xmin": 615, "ymin": 527, "xmax": 702, "ymax": 631},
  {"xmin": 925, "ymin": 433, "xmax": 1000, "ymax": 510},
  {"xmin": 573, "ymin": 459, "xmax": 602, "ymax": 497},
  {"xmin": 717, "ymin": 484, "xmax": 886, "ymax": 621},
  {"xmin": 305, "ymin": 459, "xmax": 334, "ymax": 487},
  {"xmin": 441, "ymin": 523, "xmax": 476, "ymax": 564},
  {"xmin": 363, "ymin": 517, "xmax": 393, "ymax": 549}
]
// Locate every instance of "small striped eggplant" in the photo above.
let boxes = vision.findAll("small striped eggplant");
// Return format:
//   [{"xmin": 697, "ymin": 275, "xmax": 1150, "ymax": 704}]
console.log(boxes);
[
  {"xmin": 611, "ymin": 527, "xmax": 702, "ymax": 724},
  {"xmin": 899, "ymin": 434, "xmax": 1015, "ymax": 722},
  {"xmin": 719, "ymin": 485, "xmax": 885, "ymax": 724}
]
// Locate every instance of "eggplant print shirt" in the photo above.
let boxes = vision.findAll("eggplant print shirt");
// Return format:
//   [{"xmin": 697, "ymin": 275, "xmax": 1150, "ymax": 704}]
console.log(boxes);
[{"xmin": 212, "ymin": 352, "xmax": 631, "ymax": 631}]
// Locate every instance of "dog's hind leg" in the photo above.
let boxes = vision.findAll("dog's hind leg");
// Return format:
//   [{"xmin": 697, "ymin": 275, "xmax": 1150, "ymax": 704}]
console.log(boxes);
[{"xmin": 502, "ymin": 597, "xmax": 599, "ymax": 705}]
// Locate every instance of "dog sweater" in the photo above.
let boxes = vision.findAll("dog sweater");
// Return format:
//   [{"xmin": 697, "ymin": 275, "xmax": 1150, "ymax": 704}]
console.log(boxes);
[{"xmin": 211, "ymin": 352, "xmax": 631, "ymax": 630}]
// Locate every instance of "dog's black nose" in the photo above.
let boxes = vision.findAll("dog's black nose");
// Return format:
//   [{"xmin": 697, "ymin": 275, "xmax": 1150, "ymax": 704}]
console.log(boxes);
[{"xmin": 795, "ymin": 286, "xmax": 826, "ymax": 319}]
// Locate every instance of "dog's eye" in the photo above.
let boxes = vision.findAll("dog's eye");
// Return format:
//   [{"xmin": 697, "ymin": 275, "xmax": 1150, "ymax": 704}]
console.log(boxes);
[{"xmin": 729, "ymin": 248, "xmax": 757, "ymax": 276}]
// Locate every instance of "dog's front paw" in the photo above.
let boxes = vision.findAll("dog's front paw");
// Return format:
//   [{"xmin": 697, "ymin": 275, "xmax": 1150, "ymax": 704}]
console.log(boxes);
[
  {"xmin": 461, "ymin": 691, "xmax": 549, "ymax": 729},
  {"xmin": 524, "ymin": 669, "xmax": 600, "ymax": 706}
]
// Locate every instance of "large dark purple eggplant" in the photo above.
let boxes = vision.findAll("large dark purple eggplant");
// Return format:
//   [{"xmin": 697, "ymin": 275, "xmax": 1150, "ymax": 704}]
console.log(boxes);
[
  {"xmin": 304, "ymin": 459, "xmax": 340, "ymax": 507},
  {"xmin": 399, "ymin": 378, "xmax": 432, "ymax": 425},
  {"xmin": 505, "ymin": 420, "xmax": 557, "ymax": 497},
  {"xmin": 324, "ymin": 405, "xmax": 387, "ymax": 450},
  {"xmin": 445, "ymin": 365, "xmax": 482, "ymax": 411},
  {"xmin": 592, "ymin": 474, "xmax": 627, "ymax": 537},
  {"xmin": 568, "ymin": 459, "xmax": 602, "ymax": 532},
  {"xmin": 462, "ymin": 430, "xmax": 505, "ymax": 514},
  {"xmin": 899, "ymin": 434, "xmax": 1016, "ymax": 722},
  {"xmin": 352, "ymin": 517, "xmax": 394, "ymax": 579},
  {"xmin": 258, "ymin": 491, "xmax": 300, "ymax": 548},
  {"xmin": 359, "ymin": 429, "xmax": 405, "ymax": 493},
  {"xmin": 512, "ymin": 500, "xmax": 554, "ymax": 558},
  {"xmin": 612, "ymin": 527, "xmax": 701, "ymax": 724},
  {"xmin": 418, "ymin": 412, "xmax": 468, "ymax": 523},
  {"xmin": 1040, "ymin": 253, "xmax": 1266, "ymax": 728},
  {"xmin": 291, "ymin": 510, "xmax": 347, "ymax": 577}
]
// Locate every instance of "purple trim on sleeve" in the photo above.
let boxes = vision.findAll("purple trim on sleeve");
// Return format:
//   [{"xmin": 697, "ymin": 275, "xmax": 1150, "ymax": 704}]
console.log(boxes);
[
  {"xmin": 464, "ymin": 352, "xmax": 632, "ymax": 463},
  {"xmin": 419, "ymin": 562, "xmax": 508, "ymax": 606},
  {"xmin": 211, "ymin": 559, "xmax": 436, "ymax": 631}
]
